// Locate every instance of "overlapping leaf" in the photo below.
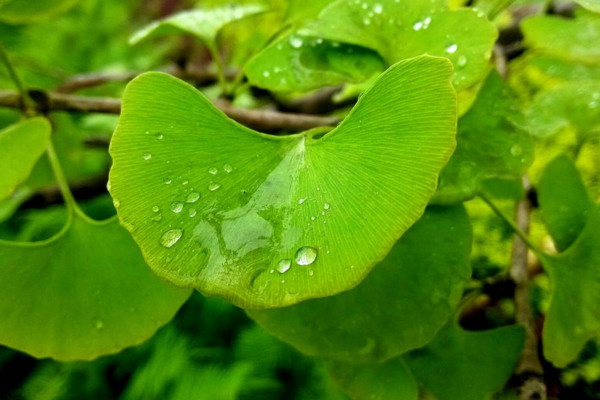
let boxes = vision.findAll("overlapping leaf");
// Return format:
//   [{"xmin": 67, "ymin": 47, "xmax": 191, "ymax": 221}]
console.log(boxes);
[
  {"xmin": 433, "ymin": 72, "xmax": 534, "ymax": 204},
  {"xmin": 575, "ymin": 0, "xmax": 600, "ymax": 13},
  {"xmin": 538, "ymin": 155, "xmax": 594, "ymax": 251},
  {"xmin": 300, "ymin": 0, "xmax": 497, "ymax": 89},
  {"xmin": 0, "ymin": 206, "xmax": 191, "ymax": 361},
  {"xmin": 0, "ymin": 118, "xmax": 50, "ymax": 201},
  {"xmin": 108, "ymin": 56, "xmax": 457, "ymax": 309},
  {"xmin": 404, "ymin": 319, "xmax": 525, "ymax": 400},
  {"xmin": 247, "ymin": 206, "xmax": 471, "ymax": 363},
  {"xmin": 244, "ymin": 32, "xmax": 384, "ymax": 92},
  {"xmin": 0, "ymin": 0, "xmax": 77, "ymax": 23}
]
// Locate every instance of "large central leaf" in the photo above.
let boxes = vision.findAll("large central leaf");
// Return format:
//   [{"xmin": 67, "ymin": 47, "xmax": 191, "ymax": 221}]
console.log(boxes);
[{"xmin": 109, "ymin": 56, "xmax": 457, "ymax": 309}]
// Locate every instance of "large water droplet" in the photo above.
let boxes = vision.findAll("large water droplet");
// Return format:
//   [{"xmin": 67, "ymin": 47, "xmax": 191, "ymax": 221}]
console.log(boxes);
[
  {"xmin": 142, "ymin": 152, "xmax": 152, "ymax": 160},
  {"xmin": 445, "ymin": 43, "xmax": 458, "ymax": 54},
  {"xmin": 186, "ymin": 192, "xmax": 200, "ymax": 203},
  {"xmin": 160, "ymin": 228, "xmax": 183, "ymax": 248},
  {"xmin": 289, "ymin": 36, "xmax": 303, "ymax": 48},
  {"xmin": 295, "ymin": 246, "xmax": 318, "ymax": 266},
  {"xmin": 208, "ymin": 182, "xmax": 221, "ymax": 192},
  {"xmin": 170, "ymin": 202, "xmax": 184, "ymax": 213},
  {"xmin": 277, "ymin": 259, "xmax": 292, "ymax": 273}
]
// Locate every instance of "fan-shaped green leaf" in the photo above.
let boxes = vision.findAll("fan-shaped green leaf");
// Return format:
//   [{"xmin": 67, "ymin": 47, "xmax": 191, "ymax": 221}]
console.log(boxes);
[
  {"xmin": 526, "ymin": 81, "xmax": 600, "ymax": 139},
  {"xmin": 0, "ymin": 0, "xmax": 77, "ymax": 24},
  {"xmin": 108, "ymin": 56, "xmax": 457, "ymax": 309},
  {"xmin": 541, "ymin": 206, "xmax": 600, "ymax": 367},
  {"xmin": 433, "ymin": 72, "xmax": 534, "ymax": 204},
  {"xmin": 575, "ymin": 0, "xmax": 600, "ymax": 13},
  {"xmin": 538, "ymin": 155, "xmax": 594, "ymax": 251},
  {"xmin": 244, "ymin": 32, "xmax": 384, "ymax": 93},
  {"xmin": 129, "ymin": 3, "xmax": 267, "ymax": 48},
  {"xmin": 326, "ymin": 359, "xmax": 418, "ymax": 400},
  {"xmin": 247, "ymin": 206, "xmax": 471, "ymax": 363},
  {"xmin": 0, "ymin": 118, "xmax": 50, "ymax": 201},
  {"xmin": 300, "ymin": 0, "xmax": 497, "ymax": 89},
  {"xmin": 0, "ymin": 207, "xmax": 191, "ymax": 361},
  {"xmin": 404, "ymin": 320, "xmax": 525, "ymax": 400},
  {"xmin": 522, "ymin": 15, "xmax": 600, "ymax": 64}
]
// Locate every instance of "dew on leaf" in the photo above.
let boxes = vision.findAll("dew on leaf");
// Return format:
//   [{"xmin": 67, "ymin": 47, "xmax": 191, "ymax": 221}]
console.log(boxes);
[
  {"xmin": 457, "ymin": 55, "xmax": 468, "ymax": 67},
  {"xmin": 373, "ymin": 4, "xmax": 383, "ymax": 14},
  {"xmin": 170, "ymin": 202, "xmax": 184, "ymax": 213},
  {"xmin": 223, "ymin": 164, "xmax": 232, "ymax": 173},
  {"xmin": 164, "ymin": 177, "xmax": 172, "ymax": 185},
  {"xmin": 155, "ymin": 133, "xmax": 164, "ymax": 140},
  {"xmin": 92, "ymin": 318, "xmax": 104, "ymax": 330},
  {"xmin": 263, "ymin": 70, "xmax": 270, "ymax": 78},
  {"xmin": 277, "ymin": 259, "xmax": 292, "ymax": 273},
  {"xmin": 445, "ymin": 43, "xmax": 458, "ymax": 54},
  {"xmin": 510, "ymin": 144, "xmax": 523, "ymax": 156},
  {"xmin": 186, "ymin": 192, "xmax": 200, "ymax": 203},
  {"xmin": 142, "ymin": 152, "xmax": 152, "ymax": 160},
  {"xmin": 152, "ymin": 213, "xmax": 162, "ymax": 222},
  {"xmin": 209, "ymin": 167, "xmax": 218, "ymax": 175},
  {"xmin": 298, "ymin": 198, "xmax": 306, "ymax": 204},
  {"xmin": 160, "ymin": 228, "xmax": 183, "ymax": 248},
  {"xmin": 189, "ymin": 208, "xmax": 197, "ymax": 218},
  {"xmin": 295, "ymin": 246, "xmax": 318, "ymax": 266},
  {"xmin": 182, "ymin": 180, "xmax": 189, "ymax": 185},
  {"xmin": 208, "ymin": 182, "xmax": 221, "ymax": 192},
  {"xmin": 324, "ymin": 203, "xmax": 330, "ymax": 210},
  {"xmin": 152, "ymin": 205, "xmax": 160, "ymax": 212},
  {"xmin": 289, "ymin": 36, "xmax": 303, "ymax": 48}
]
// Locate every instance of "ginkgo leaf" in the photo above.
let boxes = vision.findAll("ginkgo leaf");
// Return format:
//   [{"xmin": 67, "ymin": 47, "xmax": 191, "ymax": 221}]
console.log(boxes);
[
  {"xmin": 575, "ymin": 0, "xmax": 600, "ymax": 13},
  {"xmin": 108, "ymin": 56, "xmax": 457, "ymax": 309},
  {"xmin": 129, "ymin": 3, "xmax": 267, "ymax": 48},
  {"xmin": 526, "ymin": 81, "xmax": 600, "ymax": 140},
  {"xmin": 404, "ymin": 319, "xmax": 525, "ymax": 400},
  {"xmin": 244, "ymin": 32, "xmax": 384, "ymax": 93},
  {"xmin": 0, "ymin": 207, "xmax": 191, "ymax": 361},
  {"xmin": 0, "ymin": 0, "xmax": 77, "ymax": 23},
  {"xmin": 521, "ymin": 15, "xmax": 600, "ymax": 64},
  {"xmin": 433, "ymin": 72, "xmax": 534, "ymax": 204},
  {"xmin": 538, "ymin": 155, "xmax": 594, "ymax": 251},
  {"xmin": 541, "ymin": 205, "xmax": 600, "ymax": 367},
  {"xmin": 0, "ymin": 118, "xmax": 50, "ymax": 201},
  {"xmin": 247, "ymin": 206, "xmax": 471, "ymax": 363},
  {"xmin": 300, "ymin": 0, "xmax": 497, "ymax": 89},
  {"xmin": 327, "ymin": 358, "xmax": 418, "ymax": 400}
]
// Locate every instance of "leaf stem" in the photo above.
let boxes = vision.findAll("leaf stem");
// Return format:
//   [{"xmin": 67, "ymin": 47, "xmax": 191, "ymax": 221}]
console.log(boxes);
[
  {"xmin": 45, "ymin": 139, "xmax": 78, "ymax": 212},
  {"xmin": 0, "ymin": 42, "xmax": 31, "ymax": 112},
  {"xmin": 207, "ymin": 43, "xmax": 228, "ymax": 95},
  {"xmin": 479, "ymin": 192, "xmax": 544, "ymax": 257}
]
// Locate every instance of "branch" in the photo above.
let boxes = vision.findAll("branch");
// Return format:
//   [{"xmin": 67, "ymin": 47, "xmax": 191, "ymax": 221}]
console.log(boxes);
[{"xmin": 0, "ymin": 90, "xmax": 341, "ymax": 132}]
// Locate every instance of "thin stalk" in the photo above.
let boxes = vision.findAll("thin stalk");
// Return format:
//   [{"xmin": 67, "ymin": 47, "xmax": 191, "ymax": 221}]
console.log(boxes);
[
  {"xmin": 0, "ymin": 42, "xmax": 30, "ymax": 111},
  {"xmin": 207, "ymin": 42, "xmax": 228, "ymax": 95},
  {"xmin": 477, "ymin": 0, "xmax": 517, "ymax": 20},
  {"xmin": 479, "ymin": 193, "xmax": 544, "ymax": 257},
  {"xmin": 45, "ymin": 139, "xmax": 77, "ymax": 212}
]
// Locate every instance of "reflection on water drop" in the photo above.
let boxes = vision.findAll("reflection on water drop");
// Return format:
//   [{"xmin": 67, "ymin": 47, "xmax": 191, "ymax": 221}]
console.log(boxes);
[
  {"xmin": 209, "ymin": 167, "xmax": 218, "ymax": 175},
  {"xmin": 189, "ymin": 208, "xmax": 197, "ymax": 218},
  {"xmin": 155, "ymin": 133, "xmax": 164, "ymax": 140},
  {"xmin": 324, "ymin": 202, "xmax": 330, "ymax": 210},
  {"xmin": 152, "ymin": 213, "xmax": 162, "ymax": 222},
  {"xmin": 171, "ymin": 202, "xmax": 184, "ymax": 213},
  {"xmin": 373, "ymin": 3, "xmax": 383, "ymax": 14},
  {"xmin": 182, "ymin": 180, "xmax": 189, "ymax": 185},
  {"xmin": 142, "ymin": 152, "xmax": 152, "ymax": 160},
  {"xmin": 208, "ymin": 182, "xmax": 221, "ymax": 192},
  {"xmin": 445, "ymin": 43, "xmax": 458, "ymax": 54},
  {"xmin": 298, "ymin": 197, "xmax": 306, "ymax": 204},
  {"xmin": 295, "ymin": 246, "xmax": 318, "ymax": 266},
  {"xmin": 186, "ymin": 192, "xmax": 200, "ymax": 203},
  {"xmin": 223, "ymin": 164, "xmax": 232, "ymax": 173},
  {"xmin": 289, "ymin": 36, "xmax": 303, "ymax": 48},
  {"xmin": 152, "ymin": 205, "xmax": 160, "ymax": 212},
  {"xmin": 457, "ymin": 55, "xmax": 467, "ymax": 67},
  {"xmin": 164, "ymin": 177, "xmax": 172, "ymax": 185},
  {"xmin": 277, "ymin": 259, "xmax": 292, "ymax": 273},
  {"xmin": 160, "ymin": 228, "xmax": 183, "ymax": 248}
]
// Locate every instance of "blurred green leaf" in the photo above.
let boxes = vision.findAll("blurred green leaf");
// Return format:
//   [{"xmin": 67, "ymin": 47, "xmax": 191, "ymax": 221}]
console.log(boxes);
[
  {"xmin": 0, "ymin": 205, "xmax": 191, "ymax": 361},
  {"xmin": 327, "ymin": 359, "xmax": 418, "ymax": 400},
  {"xmin": 108, "ymin": 56, "xmax": 457, "ymax": 309},
  {"xmin": 0, "ymin": 0, "xmax": 77, "ymax": 24},
  {"xmin": 575, "ymin": 0, "xmax": 600, "ymax": 13},
  {"xmin": 245, "ymin": 32, "xmax": 384, "ymax": 92},
  {"xmin": 542, "ymin": 206, "xmax": 600, "ymax": 367},
  {"xmin": 0, "ymin": 117, "xmax": 50, "ymax": 201},
  {"xmin": 538, "ymin": 155, "xmax": 594, "ymax": 251},
  {"xmin": 247, "ymin": 206, "xmax": 471, "ymax": 363},
  {"xmin": 300, "ymin": 0, "xmax": 497, "ymax": 89},
  {"xmin": 404, "ymin": 319, "xmax": 525, "ymax": 400},
  {"xmin": 433, "ymin": 72, "xmax": 534, "ymax": 204}
]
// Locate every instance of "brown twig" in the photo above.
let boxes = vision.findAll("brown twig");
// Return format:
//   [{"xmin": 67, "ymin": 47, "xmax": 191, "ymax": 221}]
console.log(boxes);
[
  {"xmin": 0, "ymin": 90, "xmax": 340, "ymax": 132},
  {"xmin": 512, "ymin": 176, "xmax": 547, "ymax": 400}
]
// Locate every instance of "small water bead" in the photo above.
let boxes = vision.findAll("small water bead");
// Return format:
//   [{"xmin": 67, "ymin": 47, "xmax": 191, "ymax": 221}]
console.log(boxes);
[
  {"xmin": 373, "ymin": 3, "xmax": 383, "ymax": 14},
  {"xmin": 413, "ymin": 20, "xmax": 423, "ymax": 30},
  {"xmin": 510, "ymin": 144, "xmax": 523, "ymax": 157},
  {"xmin": 308, "ymin": 270, "xmax": 314, "ymax": 276},
  {"xmin": 152, "ymin": 205, "xmax": 160, "ymax": 212},
  {"xmin": 277, "ymin": 259, "xmax": 292, "ymax": 273},
  {"xmin": 92, "ymin": 318, "xmax": 104, "ymax": 330},
  {"xmin": 298, "ymin": 197, "xmax": 306, "ymax": 204},
  {"xmin": 182, "ymin": 180, "xmax": 189, "ymax": 185},
  {"xmin": 321, "ymin": 211, "xmax": 326, "ymax": 216},
  {"xmin": 457, "ymin": 55, "xmax": 468, "ymax": 67},
  {"xmin": 186, "ymin": 192, "xmax": 200, "ymax": 203},
  {"xmin": 311, "ymin": 216, "xmax": 316, "ymax": 221},
  {"xmin": 295, "ymin": 246, "xmax": 318, "ymax": 266},
  {"xmin": 155, "ymin": 133, "xmax": 164, "ymax": 140},
  {"xmin": 324, "ymin": 203, "xmax": 330, "ymax": 210},
  {"xmin": 289, "ymin": 36, "xmax": 303, "ymax": 48},
  {"xmin": 208, "ymin": 182, "xmax": 221, "ymax": 192},
  {"xmin": 164, "ymin": 177, "xmax": 172, "ymax": 185},
  {"xmin": 223, "ymin": 164, "xmax": 232, "ymax": 173},
  {"xmin": 152, "ymin": 213, "xmax": 163, "ymax": 222},
  {"xmin": 142, "ymin": 152, "xmax": 152, "ymax": 160},
  {"xmin": 263, "ymin": 70, "xmax": 270, "ymax": 78},
  {"xmin": 189, "ymin": 208, "xmax": 197, "ymax": 218},
  {"xmin": 363, "ymin": 17, "xmax": 371, "ymax": 25},
  {"xmin": 170, "ymin": 202, "xmax": 184, "ymax": 213},
  {"xmin": 208, "ymin": 167, "xmax": 218, "ymax": 175},
  {"xmin": 160, "ymin": 228, "xmax": 183, "ymax": 248},
  {"xmin": 445, "ymin": 43, "xmax": 458, "ymax": 54}
]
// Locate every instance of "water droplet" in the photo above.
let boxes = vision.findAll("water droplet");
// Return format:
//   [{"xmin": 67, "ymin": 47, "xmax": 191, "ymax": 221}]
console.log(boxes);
[
  {"xmin": 413, "ymin": 20, "xmax": 423, "ymax": 30},
  {"xmin": 223, "ymin": 164, "xmax": 232, "ymax": 173},
  {"xmin": 510, "ymin": 144, "xmax": 523, "ymax": 156},
  {"xmin": 170, "ymin": 202, "xmax": 184, "ymax": 213},
  {"xmin": 152, "ymin": 213, "xmax": 162, "ymax": 222},
  {"xmin": 186, "ymin": 192, "xmax": 200, "ymax": 203},
  {"xmin": 298, "ymin": 197, "xmax": 306, "ymax": 204},
  {"xmin": 373, "ymin": 3, "xmax": 383, "ymax": 14},
  {"xmin": 188, "ymin": 208, "xmax": 197, "ymax": 218},
  {"xmin": 164, "ymin": 177, "xmax": 172, "ymax": 185},
  {"xmin": 208, "ymin": 167, "xmax": 218, "ymax": 175},
  {"xmin": 289, "ymin": 36, "xmax": 303, "ymax": 48},
  {"xmin": 92, "ymin": 318, "xmax": 104, "ymax": 330},
  {"xmin": 160, "ymin": 228, "xmax": 183, "ymax": 248},
  {"xmin": 321, "ymin": 211, "xmax": 326, "ymax": 216},
  {"xmin": 277, "ymin": 259, "xmax": 292, "ymax": 273},
  {"xmin": 324, "ymin": 203, "xmax": 330, "ymax": 210},
  {"xmin": 155, "ymin": 133, "xmax": 164, "ymax": 140},
  {"xmin": 142, "ymin": 152, "xmax": 152, "ymax": 160},
  {"xmin": 445, "ymin": 43, "xmax": 458, "ymax": 54},
  {"xmin": 308, "ymin": 270, "xmax": 314, "ymax": 276},
  {"xmin": 363, "ymin": 17, "xmax": 371, "ymax": 25},
  {"xmin": 424, "ymin": 17, "xmax": 431, "ymax": 27},
  {"xmin": 263, "ymin": 70, "xmax": 270, "ymax": 78},
  {"xmin": 113, "ymin": 198, "xmax": 120, "ymax": 209},
  {"xmin": 152, "ymin": 205, "xmax": 160, "ymax": 212},
  {"xmin": 295, "ymin": 246, "xmax": 318, "ymax": 266},
  {"xmin": 457, "ymin": 55, "xmax": 467, "ymax": 67},
  {"xmin": 182, "ymin": 180, "xmax": 189, "ymax": 185},
  {"xmin": 208, "ymin": 182, "xmax": 221, "ymax": 192},
  {"xmin": 311, "ymin": 216, "xmax": 316, "ymax": 221}
]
